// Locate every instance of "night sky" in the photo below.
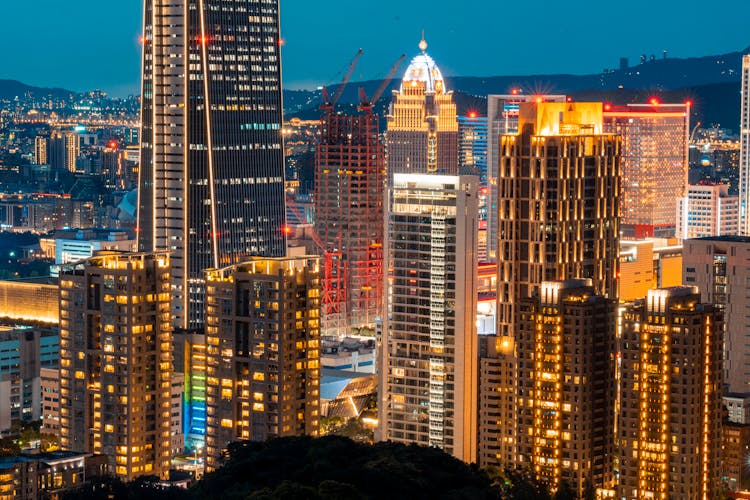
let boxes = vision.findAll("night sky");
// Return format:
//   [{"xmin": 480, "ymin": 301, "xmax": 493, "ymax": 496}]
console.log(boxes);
[{"xmin": 3, "ymin": 0, "xmax": 749, "ymax": 96}]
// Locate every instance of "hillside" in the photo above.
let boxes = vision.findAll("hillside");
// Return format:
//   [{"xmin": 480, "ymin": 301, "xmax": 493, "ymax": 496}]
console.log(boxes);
[{"xmin": 0, "ymin": 79, "xmax": 75, "ymax": 101}]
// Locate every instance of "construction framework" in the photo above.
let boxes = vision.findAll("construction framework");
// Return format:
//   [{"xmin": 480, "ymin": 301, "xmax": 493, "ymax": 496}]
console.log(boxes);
[{"xmin": 315, "ymin": 109, "xmax": 385, "ymax": 335}]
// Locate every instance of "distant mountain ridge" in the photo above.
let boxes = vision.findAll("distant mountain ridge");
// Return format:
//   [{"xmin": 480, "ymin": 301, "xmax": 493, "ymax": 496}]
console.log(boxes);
[{"xmin": 0, "ymin": 79, "xmax": 75, "ymax": 101}]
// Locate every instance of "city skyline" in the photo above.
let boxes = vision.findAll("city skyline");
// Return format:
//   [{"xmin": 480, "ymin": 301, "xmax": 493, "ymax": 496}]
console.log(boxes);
[{"xmin": 2, "ymin": 0, "xmax": 750, "ymax": 96}]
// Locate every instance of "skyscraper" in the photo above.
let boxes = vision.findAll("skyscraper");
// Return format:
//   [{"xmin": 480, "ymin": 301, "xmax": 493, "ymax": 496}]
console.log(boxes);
[
  {"xmin": 204, "ymin": 256, "xmax": 321, "ymax": 471},
  {"xmin": 58, "ymin": 252, "xmax": 172, "ymax": 481},
  {"xmin": 485, "ymin": 93, "xmax": 566, "ymax": 262},
  {"xmin": 619, "ymin": 287, "xmax": 722, "ymax": 500},
  {"xmin": 496, "ymin": 102, "xmax": 620, "ymax": 338},
  {"xmin": 458, "ymin": 113, "xmax": 488, "ymax": 260},
  {"xmin": 516, "ymin": 280, "xmax": 616, "ymax": 495},
  {"xmin": 676, "ymin": 182, "xmax": 739, "ymax": 241},
  {"xmin": 603, "ymin": 103, "xmax": 690, "ymax": 238},
  {"xmin": 34, "ymin": 136, "xmax": 48, "ymax": 165},
  {"xmin": 314, "ymin": 108, "xmax": 385, "ymax": 334},
  {"xmin": 379, "ymin": 173, "xmax": 478, "ymax": 462},
  {"xmin": 740, "ymin": 55, "xmax": 750, "ymax": 235},
  {"xmin": 138, "ymin": 0, "xmax": 287, "ymax": 329},
  {"xmin": 385, "ymin": 38, "xmax": 457, "ymax": 177}
]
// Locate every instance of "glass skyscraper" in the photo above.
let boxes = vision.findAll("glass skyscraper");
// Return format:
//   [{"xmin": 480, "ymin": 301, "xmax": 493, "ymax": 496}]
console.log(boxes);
[{"xmin": 138, "ymin": 0, "xmax": 287, "ymax": 330}]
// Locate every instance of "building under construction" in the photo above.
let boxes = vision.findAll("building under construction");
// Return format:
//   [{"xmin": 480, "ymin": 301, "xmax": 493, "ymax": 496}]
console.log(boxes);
[{"xmin": 315, "ymin": 107, "xmax": 385, "ymax": 335}]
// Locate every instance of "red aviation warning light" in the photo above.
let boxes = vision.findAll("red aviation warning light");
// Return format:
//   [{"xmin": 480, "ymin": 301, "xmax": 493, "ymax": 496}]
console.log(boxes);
[
  {"xmin": 468, "ymin": 111, "xmax": 478, "ymax": 118},
  {"xmin": 649, "ymin": 97, "xmax": 660, "ymax": 106},
  {"xmin": 511, "ymin": 88, "xmax": 519, "ymax": 95},
  {"xmin": 604, "ymin": 103, "xmax": 612, "ymax": 111},
  {"xmin": 281, "ymin": 225, "xmax": 293, "ymax": 236},
  {"xmin": 684, "ymin": 99, "xmax": 693, "ymax": 107}
]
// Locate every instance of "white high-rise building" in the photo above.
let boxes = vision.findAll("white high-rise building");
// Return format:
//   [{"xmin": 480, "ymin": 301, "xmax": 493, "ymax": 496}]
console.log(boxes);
[
  {"xmin": 676, "ymin": 182, "xmax": 739, "ymax": 241},
  {"xmin": 740, "ymin": 55, "xmax": 750, "ymax": 235},
  {"xmin": 379, "ymin": 173, "xmax": 478, "ymax": 462}
]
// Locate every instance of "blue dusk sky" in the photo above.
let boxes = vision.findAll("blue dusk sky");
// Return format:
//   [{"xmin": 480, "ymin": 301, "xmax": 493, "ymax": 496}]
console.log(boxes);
[{"xmin": 2, "ymin": 0, "xmax": 749, "ymax": 96}]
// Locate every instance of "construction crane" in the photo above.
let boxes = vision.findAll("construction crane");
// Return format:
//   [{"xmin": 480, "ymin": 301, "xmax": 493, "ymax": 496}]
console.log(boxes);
[
  {"xmin": 358, "ymin": 54, "xmax": 406, "ymax": 111},
  {"xmin": 321, "ymin": 49, "xmax": 363, "ymax": 114},
  {"xmin": 689, "ymin": 121, "xmax": 702, "ymax": 143}
]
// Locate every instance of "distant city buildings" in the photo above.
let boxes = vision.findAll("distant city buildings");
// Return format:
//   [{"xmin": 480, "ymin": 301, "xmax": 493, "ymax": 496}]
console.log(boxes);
[
  {"xmin": 603, "ymin": 103, "xmax": 690, "ymax": 238},
  {"xmin": 386, "ymin": 38, "xmax": 458, "ymax": 177},
  {"xmin": 676, "ymin": 182, "xmax": 738, "ymax": 241},
  {"xmin": 59, "ymin": 252, "xmax": 172, "ymax": 481},
  {"xmin": 379, "ymin": 173, "xmax": 478, "ymax": 462},
  {"xmin": 204, "ymin": 257, "xmax": 321, "ymax": 471},
  {"xmin": 458, "ymin": 113, "xmax": 488, "ymax": 259}
]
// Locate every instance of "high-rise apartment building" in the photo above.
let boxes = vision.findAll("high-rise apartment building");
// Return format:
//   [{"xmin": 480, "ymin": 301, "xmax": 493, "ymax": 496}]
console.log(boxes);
[
  {"xmin": 315, "ymin": 108, "xmax": 384, "ymax": 334},
  {"xmin": 603, "ymin": 103, "xmax": 690, "ymax": 238},
  {"xmin": 676, "ymin": 182, "xmax": 739, "ymax": 241},
  {"xmin": 485, "ymin": 93, "xmax": 566, "ymax": 261},
  {"xmin": 173, "ymin": 329, "xmax": 207, "ymax": 452},
  {"xmin": 516, "ymin": 280, "xmax": 615, "ymax": 495},
  {"xmin": 683, "ymin": 237, "xmax": 750, "ymax": 397},
  {"xmin": 385, "ymin": 38, "xmax": 457, "ymax": 177},
  {"xmin": 58, "ymin": 252, "xmax": 172, "ymax": 481},
  {"xmin": 379, "ymin": 173, "xmax": 478, "ymax": 462},
  {"xmin": 204, "ymin": 257, "xmax": 321, "ymax": 471},
  {"xmin": 619, "ymin": 287, "xmax": 722, "ymax": 500},
  {"xmin": 34, "ymin": 136, "xmax": 48, "ymax": 165},
  {"xmin": 496, "ymin": 102, "xmax": 620, "ymax": 338},
  {"xmin": 740, "ymin": 55, "xmax": 750, "ymax": 235},
  {"xmin": 138, "ymin": 0, "xmax": 287, "ymax": 329},
  {"xmin": 50, "ymin": 131, "xmax": 80, "ymax": 172}
]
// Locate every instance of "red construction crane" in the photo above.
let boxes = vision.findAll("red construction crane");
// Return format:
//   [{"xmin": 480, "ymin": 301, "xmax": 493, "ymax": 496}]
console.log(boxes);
[
  {"xmin": 358, "ymin": 53, "xmax": 406, "ymax": 111},
  {"xmin": 321, "ymin": 49, "xmax": 363, "ymax": 114}
]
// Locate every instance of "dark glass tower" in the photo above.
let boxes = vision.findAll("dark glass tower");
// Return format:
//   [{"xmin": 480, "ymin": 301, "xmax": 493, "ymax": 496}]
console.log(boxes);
[{"xmin": 138, "ymin": 0, "xmax": 287, "ymax": 329}]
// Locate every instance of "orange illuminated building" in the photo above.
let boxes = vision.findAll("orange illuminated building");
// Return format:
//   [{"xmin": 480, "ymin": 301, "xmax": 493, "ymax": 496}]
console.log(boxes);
[
  {"xmin": 386, "ymin": 37, "xmax": 458, "ymax": 177},
  {"xmin": 603, "ymin": 103, "xmax": 690, "ymax": 238},
  {"xmin": 618, "ymin": 239, "xmax": 682, "ymax": 302}
]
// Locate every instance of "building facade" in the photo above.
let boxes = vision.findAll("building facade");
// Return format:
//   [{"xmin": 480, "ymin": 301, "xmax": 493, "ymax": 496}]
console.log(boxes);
[
  {"xmin": 458, "ymin": 114, "xmax": 489, "ymax": 260},
  {"xmin": 740, "ymin": 55, "xmax": 750, "ymax": 235},
  {"xmin": 58, "ymin": 252, "xmax": 172, "ymax": 481},
  {"xmin": 683, "ymin": 236, "xmax": 750, "ymax": 396},
  {"xmin": 619, "ymin": 287, "xmax": 722, "ymax": 500},
  {"xmin": 497, "ymin": 102, "xmax": 621, "ymax": 338},
  {"xmin": 138, "ymin": 0, "xmax": 287, "ymax": 330},
  {"xmin": 516, "ymin": 280, "xmax": 615, "ymax": 495},
  {"xmin": 485, "ymin": 93, "xmax": 566, "ymax": 262},
  {"xmin": 379, "ymin": 173, "xmax": 478, "ymax": 462},
  {"xmin": 385, "ymin": 38, "xmax": 457, "ymax": 178},
  {"xmin": 676, "ymin": 182, "xmax": 739, "ymax": 241},
  {"xmin": 314, "ymin": 110, "xmax": 385, "ymax": 334},
  {"xmin": 204, "ymin": 257, "xmax": 321, "ymax": 471},
  {"xmin": 603, "ymin": 103, "xmax": 690, "ymax": 238}
]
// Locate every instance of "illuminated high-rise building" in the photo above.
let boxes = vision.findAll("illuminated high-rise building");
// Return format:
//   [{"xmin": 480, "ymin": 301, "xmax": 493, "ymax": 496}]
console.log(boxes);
[
  {"xmin": 516, "ymin": 280, "xmax": 616, "ymax": 495},
  {"xmin": 138, "ymin": 0, "xmax": 287, "ymax": 330},
  {"xmin": 740, "ymin": 55, "xmax": 750, "ymax": 235},
  {"xmin": 485, "ymin": 93, "xmax": 566, "ymax": 262},
  {"xmin": 204, "ymin": 257, "xmax": 321, "ymax": 471},
  {"xmin": 676, "ymin": 182, "xmax": 739, "ymax": 241},
  {"xmin": 619, "ymin": 287, "xmax": 722, "ymax": 500},
  {"xmin": 496, "ymin": 102, "xmax": 620, "ymax": 338},
  {"xmin": 34, "ymin": 136, "xmax": 48, "ymax": 165},
  {"xmin": 314, "ymin": 108, "xmax": 385, "ymax": 334},
  {"xmin": 50, "ymin": 131, "xmax": 80, "ymax": 172},
  {"xmin": 603, "ymin": 103, "xmax": 690, "ymax": 238},
  {"xmin": 58, "ymin": 252, "xmax": 172, "ymax": 481},
  {"xmin": 379, "ymin": 173, "xmax": 478, "ymax": 463},
  {"xmin": 385, "ymin": 37, "xmax": 457, "ymax": 178},
  {"xmin": 458, "ymin": 113, "xmax": 488, "ymax": 260}
]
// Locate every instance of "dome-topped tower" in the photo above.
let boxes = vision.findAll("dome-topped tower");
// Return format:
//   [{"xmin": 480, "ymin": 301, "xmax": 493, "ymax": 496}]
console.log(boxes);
[
  {"xmin": 386, "ymin": 34, "xmax": 457, "ymax": 177},
  {"xmin": 401, "ymin": 35, "xmax": 446, "ymax": 94}
]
